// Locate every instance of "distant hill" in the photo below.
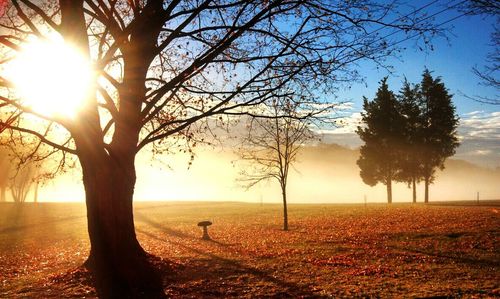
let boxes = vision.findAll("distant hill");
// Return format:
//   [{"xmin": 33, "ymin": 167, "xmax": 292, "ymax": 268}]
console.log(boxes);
[
  {"xmin": 301, "ymin": 142, "xmax": 500, "ymax": 175},
  {"xmin": 444, "ymin": 158, "xmax": 500, "ymax": 177},
  {"xmin": 286, "ymin": 143, "xmax": 500, "ymax": 202},
  {"xmin": 300, "ymin": 143, "xmax": 359, "ymax": 164}
]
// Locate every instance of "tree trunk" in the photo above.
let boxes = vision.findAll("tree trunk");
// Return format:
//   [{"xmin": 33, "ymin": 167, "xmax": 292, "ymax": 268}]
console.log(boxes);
[
  {"xmin": 0, "ymin": 186, "xmax": 5, "ymax": 202},
  {"xmin": 11, "ymin": 186, "xmax": 19, "ymax": 203},
  {"xmin": 412, "ymin": 177, "xmax": 416, "ymax": 203},
  {"xmin": 72, "ymin": 116, "xmax": 162, "ymax": 296},
  {"xmin": 59, "ymin": 1, "xmax": 164, "ymax": 296},
  {"xmin": 424, "ymin": 176, "xmax": 429, "ymax": 203},
  {"xmin": 281, "ymin": 184, "xmax": 288, "ymax": 231},
  {"xmin": 79, "ymin": 153, "xmax": 163, "ymax": 297},
  {"xmin": 386, "ymin": 178, "xmax": 392, "ymax": 204},
  {"xmin": 33, "ymin": 182, "xmax": 38, "ymax": 203}
]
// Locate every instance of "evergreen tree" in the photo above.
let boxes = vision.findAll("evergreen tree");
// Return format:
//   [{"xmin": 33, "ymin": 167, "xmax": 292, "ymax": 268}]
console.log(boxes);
[
  {"xmin": 397, "ymin": 80, "xmax": 425, "ymax": 203},
  {"xmin": 419, "ymin": 70, "xmax": 460, "ymax": 203},
  {"xmin": 357, "ymin": 78, "xmax": 405, "ymax": 203}
]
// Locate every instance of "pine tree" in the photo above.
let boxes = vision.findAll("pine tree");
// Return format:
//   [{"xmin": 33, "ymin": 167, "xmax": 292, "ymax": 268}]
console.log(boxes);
[
  {"xmin": 357, "ymin": 78, "xmax": 405, "ymax": 203},
  {"xmin": 397, "ymin": 80, "xmax": 425, "ymax": 203},
  {"xmin": 419, "ymin": 70, "xmax": 460, "ymax": 203}
]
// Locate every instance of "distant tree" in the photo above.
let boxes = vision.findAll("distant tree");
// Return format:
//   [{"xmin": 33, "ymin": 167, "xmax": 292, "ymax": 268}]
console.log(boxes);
[
  {"xmin": 357, "ymin": 78, "xmax": 405, "ymax": 204},
  {"xmin": 10, "ymin": 163, "xmax": 37, "ymax": 203},
  {"xmin": 237, "ymin": 97, "xmax": 320, "ymax": 231},
  {"xmin": 33, "ymin": 180, "xmax": 39, "ymax": 203},
  {"xmin": 0, "ymin": 141, "xmax": 45, "ymax": 203},
  {"xmin": 0, "ymin": 117, "xmax": 14, "ymax": 202},
  {"xmin": 1, "ymin": 114, "xmax": 52, "ymax": 203},
  {"xmin": 0, "ymin": 148, "xmax": 9, "ymax": 202},
  {"xmin": 397, "ymin": 80, "xmax": 424, "ymax": 203},
  {"xmin": 419, "ymin": 70, "xmax": 460, "ymax": 203}
]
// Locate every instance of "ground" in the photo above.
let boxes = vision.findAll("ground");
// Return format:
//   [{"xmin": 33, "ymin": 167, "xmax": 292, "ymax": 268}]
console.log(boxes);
[{"xmin": 0, "ymin": 201, "xmax": 499, "ymax": 298}]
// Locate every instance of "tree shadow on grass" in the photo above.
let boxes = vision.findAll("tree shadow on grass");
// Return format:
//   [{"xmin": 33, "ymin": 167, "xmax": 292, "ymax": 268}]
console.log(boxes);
[
  {"xmin": 387, "ymin": 232, "xmax": 500, "ymax": 268},
  {"xmin": 0, "ymin": 202, "xmax": 87, "ymax": 235},
  {"xmin": 135, "ymin": 215, "xmax": 322, "ymax": 298},
  {"xmin": 135, "ymin": 212, "xmax": 193, "ymax": 239},
  {"xmin": 427, "ymin": 200, "xmax": 500, "ymax": 207},
  {"xmin": 3, "ymin": 207, "xmax": 320, "ymax": 297},
  {"xmin": 391, "ymin": 245, "xmax": 500, "ymax": 268},
  {"xmin": 0, "ymin": 214, "xmax": 85, "ymax": 234},
  {"xmin": 135, "ymin": 212, "xmax": 232, "ymax": 247}
]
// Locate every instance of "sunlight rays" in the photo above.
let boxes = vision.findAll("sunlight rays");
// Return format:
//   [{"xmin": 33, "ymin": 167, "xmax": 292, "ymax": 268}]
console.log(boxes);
[{"xmin": 4, "ymin": 37, "xmax": 93, "ymax": 118}]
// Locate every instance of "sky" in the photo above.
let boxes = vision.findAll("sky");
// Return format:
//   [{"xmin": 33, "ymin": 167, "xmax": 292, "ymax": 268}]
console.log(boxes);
[
  {"xmin": 324, "ymin": 4, "xmax": 499, "ymax": 168},
  {"xmin": 2, "ymin": 1, "xmax": 499, "ymax": 203}
]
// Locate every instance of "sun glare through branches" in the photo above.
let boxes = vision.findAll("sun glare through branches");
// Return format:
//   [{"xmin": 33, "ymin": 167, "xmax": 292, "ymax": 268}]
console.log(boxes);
[{"xmin": 4, "ymin": 37, "xmax": 93, "ymax": 118}]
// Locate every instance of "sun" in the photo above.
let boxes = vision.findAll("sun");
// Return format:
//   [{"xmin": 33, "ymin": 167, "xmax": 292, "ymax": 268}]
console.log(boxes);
[{"xmin": 4, "ymin": 37, "xmax": 93, "ymax": 118}]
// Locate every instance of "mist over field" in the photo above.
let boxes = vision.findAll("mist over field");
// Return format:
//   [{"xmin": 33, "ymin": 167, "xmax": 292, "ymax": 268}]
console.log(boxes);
[{"xmin": 35, "ymin": 143, "xmax": 500, "ymax": 203}]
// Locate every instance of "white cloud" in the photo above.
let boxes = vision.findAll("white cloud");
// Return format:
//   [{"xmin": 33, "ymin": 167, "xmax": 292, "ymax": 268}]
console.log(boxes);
[
  {"xmin": 455, "ymin": 111, "xmax": 500, "ymax": 167},
  {"xmin": 335, "ymin": 101, "xmax": 355, "ymax": 111},
  {"xmin": 459, "ymin": 111, "xmax": 500, "ymax": 140},
  {"xmin": 319, "ymin": 112, "xmax": 363, "ymax": 135},
  {"xmin": 463, "ymin": 110, "xmax": 484, "ymax": 116}
]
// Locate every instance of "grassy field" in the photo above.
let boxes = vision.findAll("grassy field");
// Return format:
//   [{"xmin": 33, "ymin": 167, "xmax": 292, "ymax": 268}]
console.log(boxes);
[{"xmin": 0, "ymin": 201, "xmax": 499, "ymax": 298}]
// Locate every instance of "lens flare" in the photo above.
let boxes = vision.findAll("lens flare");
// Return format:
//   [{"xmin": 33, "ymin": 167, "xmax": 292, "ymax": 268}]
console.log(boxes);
[{"xmin": 4, "ymin": 37, "xmax": 93, "ymax": 118}]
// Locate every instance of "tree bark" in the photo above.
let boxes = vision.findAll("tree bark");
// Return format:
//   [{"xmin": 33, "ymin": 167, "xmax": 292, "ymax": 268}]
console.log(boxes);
[
  {"xmin": 70, "ymin": 83, "xmax": 161, "ymax": 296},
  {"xmin": 386, "ymin": 178, "xmax": 392, "ymax": 204},
  {"xmin": 281, "ymin": 184, "xmax": 288, "ymax": 231},
  {"xmin": 78, "ymin": 150, "xmax": 162, "ymax": 297},
  {"xmin": 424, "ymin": 176, "xmax": 429, "ymax": 203},
  {"xmin": 57, "ymin": 1, "xmax": 164, "ymax": 296},
  {"xmin": 412, "ymin": 177, "xmax": 416, "ymax": 203}
]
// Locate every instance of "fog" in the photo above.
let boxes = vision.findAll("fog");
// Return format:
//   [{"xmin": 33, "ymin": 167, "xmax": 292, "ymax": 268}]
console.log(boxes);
[
  {"xmin": 28, "ymin": 143, "xmax": 500, "ymax": 204},
  {"xmin": 289, "ymin": 144, "xmax": 500, "ymax": 203}
]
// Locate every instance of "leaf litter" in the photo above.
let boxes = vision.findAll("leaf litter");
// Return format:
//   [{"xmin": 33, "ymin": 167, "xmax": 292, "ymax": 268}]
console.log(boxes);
[{"xmin": 0, "ymin": 202, "xmax": 498, "ymax": 298}]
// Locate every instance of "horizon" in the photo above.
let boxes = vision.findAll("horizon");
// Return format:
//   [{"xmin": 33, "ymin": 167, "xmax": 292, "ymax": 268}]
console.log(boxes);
[{"xmin": 13, "ymin": 142, "xmax": 500, "ymax": 204}]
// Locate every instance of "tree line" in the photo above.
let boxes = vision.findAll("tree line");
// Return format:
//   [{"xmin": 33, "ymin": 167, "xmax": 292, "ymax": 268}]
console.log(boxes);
[
  {"xmin": 0, "ymin": 147, "xmax": 40, "ymax": 203},
  {"xmin": 357, "ymin": 70, "xmax": 460, "ymax": 204},
  {"xmin": 0, "ymin": 123, "xmax": 42, "ymax": 203}
]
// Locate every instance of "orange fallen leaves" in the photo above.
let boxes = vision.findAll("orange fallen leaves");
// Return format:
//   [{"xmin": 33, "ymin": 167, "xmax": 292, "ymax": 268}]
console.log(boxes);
[{"xmin": 0, "ymin": 202, "xmax": 499, "ymax": 297}]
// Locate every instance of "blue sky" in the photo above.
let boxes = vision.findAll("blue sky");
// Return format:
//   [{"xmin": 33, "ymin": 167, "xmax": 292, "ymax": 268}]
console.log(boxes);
[
  {"xmin": 339, "ymin": 10, "xmax": 497, "ymax": 113},
  {"xmin": 326, "ymin": 7, "xmax": 499, "ymax": 168}
]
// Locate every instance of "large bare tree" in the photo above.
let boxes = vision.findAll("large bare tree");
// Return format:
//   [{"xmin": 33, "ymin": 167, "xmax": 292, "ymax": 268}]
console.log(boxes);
[{"xmin": 0, "ymin": 0, "xmax": 448, "ymax": 295}]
